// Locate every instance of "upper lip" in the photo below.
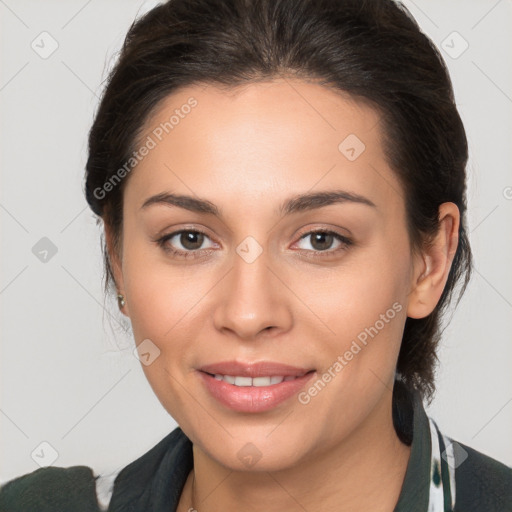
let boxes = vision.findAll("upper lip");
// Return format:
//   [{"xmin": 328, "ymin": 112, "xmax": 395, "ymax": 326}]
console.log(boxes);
[{"xmin": 198, "ymin": 360, "xmax": 314, "ymax": 378}]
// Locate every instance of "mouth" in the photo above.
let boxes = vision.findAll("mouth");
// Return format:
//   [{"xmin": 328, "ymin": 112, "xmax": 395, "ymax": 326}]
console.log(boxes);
[
  {"xmin": 198, "ymin": 360, "xmax": 314, "ymax": 378},
  {"xmin": 197, "ymin": 361, "xmax": 316, "ymax": 413},
  {"xmin": 203, "ymin": 373, "xmax": 309, "ymax": 387}
]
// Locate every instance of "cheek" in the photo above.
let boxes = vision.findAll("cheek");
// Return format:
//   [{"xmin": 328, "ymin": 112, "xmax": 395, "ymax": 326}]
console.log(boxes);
[
  {"xmin": 310, "ymin": 239, "xmax": 411, "ymax": 340},
  {"xmin": 121, "ymin": 248, "xmax": 207, "ymax": 420},
  {"xmin": 303, "ymin": 234, "xmax": 412, "ymax": 395},
  {"xmin": 121, "ymin": 239, "xmax": 205, "ymax": 339}
]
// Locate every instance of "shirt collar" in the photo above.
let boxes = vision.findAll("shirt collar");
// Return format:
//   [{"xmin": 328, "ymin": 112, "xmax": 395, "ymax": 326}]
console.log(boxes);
[
  {"xmin": 393, "ymin": 382, "xmax": 456, "ymax": 512},
  {"xmin": 393, "ymin": 385, "xmax": 432, "ymax": 511}
]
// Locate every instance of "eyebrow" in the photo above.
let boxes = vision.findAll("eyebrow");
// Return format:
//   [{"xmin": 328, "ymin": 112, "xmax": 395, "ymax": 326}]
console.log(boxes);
[{"xmin": 140, "ymin": 189, "xmax": 376, "ymax": 218}]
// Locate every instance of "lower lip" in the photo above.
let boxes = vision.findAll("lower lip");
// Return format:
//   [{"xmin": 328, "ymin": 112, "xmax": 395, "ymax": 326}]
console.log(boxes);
[{"xmin": 198, "ymin": 371, "xmax": 316, "ymax": 413}]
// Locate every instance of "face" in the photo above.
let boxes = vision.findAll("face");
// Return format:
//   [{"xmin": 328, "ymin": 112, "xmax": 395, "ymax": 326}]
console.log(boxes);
[{"xmin": 111, "ymin": 78, "xmax": 421, "ymax": 471}]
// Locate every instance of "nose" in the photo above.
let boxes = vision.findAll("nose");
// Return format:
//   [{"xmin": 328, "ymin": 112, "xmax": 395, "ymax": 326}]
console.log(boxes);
[{"xmin": 212, "ymin": 245, "xmax": 293, "ymax": 341}]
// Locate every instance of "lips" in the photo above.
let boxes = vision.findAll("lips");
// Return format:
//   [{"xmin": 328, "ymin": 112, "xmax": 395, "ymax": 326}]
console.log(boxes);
[
  {"xmin": 198, "ymin": 360, "xmax": 313, "ymax": 378},
  {"xmin": 197, "ymin": 360, "xmax": 316, "ymax": 413}
]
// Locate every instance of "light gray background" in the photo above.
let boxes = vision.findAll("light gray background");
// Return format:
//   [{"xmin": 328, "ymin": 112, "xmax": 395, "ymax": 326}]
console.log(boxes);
[{"xmin": 1, "ymin": 0, "xmax": 511, "ymax": 483}]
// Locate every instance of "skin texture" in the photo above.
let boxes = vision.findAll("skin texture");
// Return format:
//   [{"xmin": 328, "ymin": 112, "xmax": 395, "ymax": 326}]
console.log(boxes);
[{"xmin": 105, "ymin": 78, "xmax": 460, "ymax": 512}]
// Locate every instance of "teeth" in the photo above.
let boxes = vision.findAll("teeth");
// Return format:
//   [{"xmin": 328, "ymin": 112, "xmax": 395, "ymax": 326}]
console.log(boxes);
[
  {"xmin": 212, "ymin": 374, "xmax": 298, "ymax": 386},
  {"xmin": 234, "ymin": 376, "xmax": 252, "ymax": 387}
]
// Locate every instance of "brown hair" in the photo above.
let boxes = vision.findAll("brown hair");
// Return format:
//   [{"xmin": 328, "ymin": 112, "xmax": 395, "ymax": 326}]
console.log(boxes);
[{"xmin": 84, "ymin": 0, "xmax": 472, "ymax": 403}]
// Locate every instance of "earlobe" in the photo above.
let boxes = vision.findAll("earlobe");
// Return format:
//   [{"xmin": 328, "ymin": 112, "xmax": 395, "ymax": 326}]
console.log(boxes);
[
  {"xmin": 407, "ymin": 203, "xmax": 460, "ymax": 319},
  {"xmin": 104, "ymin": 223, "xmax": 129, "ymax": 317}
]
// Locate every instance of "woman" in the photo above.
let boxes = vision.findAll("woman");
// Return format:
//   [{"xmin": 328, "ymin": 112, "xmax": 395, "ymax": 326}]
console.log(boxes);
[{"xmin": 1, "ymin": 0, "xmax": 511, "ymax": 510}]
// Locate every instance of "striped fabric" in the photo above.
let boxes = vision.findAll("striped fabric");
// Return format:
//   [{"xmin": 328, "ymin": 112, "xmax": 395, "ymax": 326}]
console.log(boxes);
[{"xmin": 427, "ymin": 417, "xmax": 455, "ymax": 511}]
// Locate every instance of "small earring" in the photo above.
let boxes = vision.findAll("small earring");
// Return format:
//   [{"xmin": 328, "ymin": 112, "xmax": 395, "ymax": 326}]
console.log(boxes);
[{"xmin": 117, "ymin": 293, "xmax": 126, "ymax": 308}]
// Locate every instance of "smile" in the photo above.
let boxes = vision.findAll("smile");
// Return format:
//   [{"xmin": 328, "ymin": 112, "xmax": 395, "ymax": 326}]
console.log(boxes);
[
  {"xmin": 208, "ymin": 374, "xmax": 305, "ymax": 386},
  {"xmin": 197, "ymin": 364, "xmax": 316, "ymax": 413}
]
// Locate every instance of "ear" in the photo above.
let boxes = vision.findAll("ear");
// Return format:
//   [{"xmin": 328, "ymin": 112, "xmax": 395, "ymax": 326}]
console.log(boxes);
[
  {"xmin": 104, "ymin": 222, "xmax": 130, "ymax": 317},
  {"xmin": 407, "ymin": 202, "xmax": 460, "ymax": 319}
]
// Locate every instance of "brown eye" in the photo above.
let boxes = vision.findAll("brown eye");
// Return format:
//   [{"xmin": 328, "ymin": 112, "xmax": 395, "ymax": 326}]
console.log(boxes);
[
  {"xmin": 309, "ymin": 232, "xmax": 335, "ymax": 251},
  {"xmin": 156, "ymin": 229, "xmax": 216, "ymax": 258},
  {"xmin": 296, "ymin": 230, "xmax": 352, "ymax": 254},
  {"xmin": 179, "ymin": 231, "xmax": 205, "ymax": 250}
]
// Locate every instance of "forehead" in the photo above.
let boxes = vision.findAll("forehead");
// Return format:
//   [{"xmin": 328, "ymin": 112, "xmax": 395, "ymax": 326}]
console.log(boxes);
[{"xmin": 125, "ymin": 78, "xmax": 403, "ymax": 216}]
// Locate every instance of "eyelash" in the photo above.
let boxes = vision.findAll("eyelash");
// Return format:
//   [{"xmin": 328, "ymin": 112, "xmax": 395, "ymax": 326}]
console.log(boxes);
[{"xmin": 155, "ymin": 228, "xmax": 353, "ymax": 260}]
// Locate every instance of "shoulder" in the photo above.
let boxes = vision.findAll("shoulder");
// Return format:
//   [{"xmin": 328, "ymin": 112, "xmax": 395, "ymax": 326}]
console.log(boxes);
[
  {"xmin": 451, "ymin": 439, "xmax": 512, "ymax": 511},
  {"xmin": 0, "ymin": 465, "xmax": 102, "ymax": 512},
  {"xmin": 0, "ymin": 427, "xmax": 191, "ymax": 512}
]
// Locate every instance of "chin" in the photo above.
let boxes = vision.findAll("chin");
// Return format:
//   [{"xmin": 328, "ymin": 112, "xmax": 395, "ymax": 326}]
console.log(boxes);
[{"xmin": 190, "ymin": 422, "xmax": 314, "ymax": 473}]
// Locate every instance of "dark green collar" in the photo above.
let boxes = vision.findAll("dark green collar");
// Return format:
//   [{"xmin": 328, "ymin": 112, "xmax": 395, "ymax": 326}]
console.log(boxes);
[{"xmin": 393, "ymin": 386, "xmax": 432, "ymax": 511}]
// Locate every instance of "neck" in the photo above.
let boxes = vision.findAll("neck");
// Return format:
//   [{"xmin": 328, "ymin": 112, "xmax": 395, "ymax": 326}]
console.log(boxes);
[{"xmin": 179, "ymin": 392, "xmax": 411, "ymax": 512}]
